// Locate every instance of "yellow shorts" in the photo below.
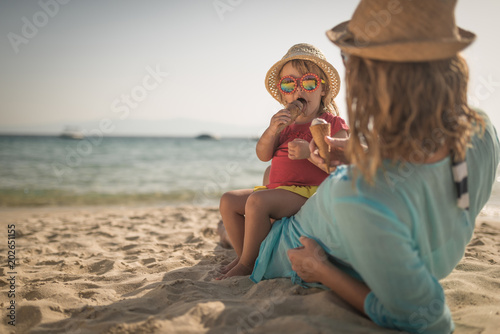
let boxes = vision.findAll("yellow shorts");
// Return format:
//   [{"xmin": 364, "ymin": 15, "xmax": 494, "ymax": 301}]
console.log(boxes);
[{"xmin": 253, "ymin": 185, "xmax": 318, "ymax": 199}]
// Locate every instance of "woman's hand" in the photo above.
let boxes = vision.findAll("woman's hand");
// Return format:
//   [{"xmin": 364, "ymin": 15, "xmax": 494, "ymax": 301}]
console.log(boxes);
[
  {"xmin": 288, "ymin": 138, "xmax": 310, "ymax": 160},
  {"xmin": 287, "ymin": 236, "xmax": 330, "ymax": 283},
  {"xmin": 288, "ymin": 236, "xmax": 371, "ymax": 314},
  {"xmin": 309, "ymin": 136, "xmax": 350, "ymax": 170}
]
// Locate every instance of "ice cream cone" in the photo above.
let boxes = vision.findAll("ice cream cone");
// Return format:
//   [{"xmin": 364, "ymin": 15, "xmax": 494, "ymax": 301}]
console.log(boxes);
[
  {"xmin": 310, "ymin": 121, "xmax": 331, "ymax": 173},
  {"xmin": 287, "ymin": 101, "xmax": 302, "ymax": 120},
  {"xmin": 276, "ymin": 99, "xmax": 304, "ymax": 134}
]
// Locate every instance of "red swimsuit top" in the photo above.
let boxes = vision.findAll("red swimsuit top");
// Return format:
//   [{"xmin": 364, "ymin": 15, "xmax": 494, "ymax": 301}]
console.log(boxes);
[{"xmin": 266, "ymin": 113, "xmax": 349, "ymax": 189}]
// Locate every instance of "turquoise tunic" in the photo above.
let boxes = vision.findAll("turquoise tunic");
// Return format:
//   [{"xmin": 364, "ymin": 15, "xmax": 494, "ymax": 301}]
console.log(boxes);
[{"xmin": 250, "ymin": 112, "xmax": 499, "ymax": 333}]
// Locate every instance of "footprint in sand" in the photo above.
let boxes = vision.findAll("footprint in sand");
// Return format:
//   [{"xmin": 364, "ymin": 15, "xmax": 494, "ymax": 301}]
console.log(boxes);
[
  {"xmin": 88, "ymin": 259, "xmax": 115, "ymax": 275},
  {"xmin": 141, "ymin": 258, "xmax": 156, "ymax": 265},
  {"xmin": 17, "ymin": 305, "xmax": 42, "ymax": 333},
  {"xmin": 468, "ymin": 238, "xmax": 486, "ymax": 246},
  {"xmin": 24, "ymin": 290, "xmax": 44, "ymax": 301},
  {"xmin": 35, "ymin": 260, "xmax": 65, "ymax": 266},
  {"xmin": 122, "ymin": 244, "xmax": 138, "ymax": 251},
  {"xmin": 90, "ymin": 231, "xmax": 115, "ymax": 238},
  {"xmin": 79, "ymin": 290, "xmax": 98, "ymax": 299}
]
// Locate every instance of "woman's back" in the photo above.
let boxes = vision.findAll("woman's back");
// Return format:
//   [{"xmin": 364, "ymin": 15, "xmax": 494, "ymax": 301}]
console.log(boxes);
[{"xmin": 252, "ymin": 110, "xmax": 498, "ymax": 282}]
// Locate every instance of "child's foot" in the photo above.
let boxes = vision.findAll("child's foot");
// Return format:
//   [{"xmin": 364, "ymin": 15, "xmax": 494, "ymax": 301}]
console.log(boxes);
[
  {"xmin": 218, "ymin": 262, "xmax": 253, "ymax": 279},
  {"xmin": 217, "ymin": 220, "xmax": 232, "ymax": 249},
  {"xmin": 219, "ymin": 257, "xmax": 239, "ymax": 274}
]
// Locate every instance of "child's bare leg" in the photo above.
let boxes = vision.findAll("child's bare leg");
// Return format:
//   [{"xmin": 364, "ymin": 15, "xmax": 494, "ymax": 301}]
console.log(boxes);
[
  {"xmin": 223, "ymin": 189, "xmax": 307, "ymax": 278},
  {"xmin": 218, "ymin": 165, "xmax": 272, "ymax": 250},
  {"xmin": 218, "ymin": 189, "xmax": 252, "ymax": 273}
]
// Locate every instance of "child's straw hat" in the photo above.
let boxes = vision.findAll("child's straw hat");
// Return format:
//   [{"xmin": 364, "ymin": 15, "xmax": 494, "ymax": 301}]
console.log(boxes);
[
  {"xmin": 265, "ymin": 43, "xmax": 341, "ymax": 104},
  {"xmin": 326, "ymin": 0, "xmax": 475, "ymax": 62}
]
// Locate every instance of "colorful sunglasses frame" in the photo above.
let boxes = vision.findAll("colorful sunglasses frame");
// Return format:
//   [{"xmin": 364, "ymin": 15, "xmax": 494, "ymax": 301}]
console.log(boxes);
[{"xmin": 277, "ymin": 73, "xmax": 325, "ymax": 95}]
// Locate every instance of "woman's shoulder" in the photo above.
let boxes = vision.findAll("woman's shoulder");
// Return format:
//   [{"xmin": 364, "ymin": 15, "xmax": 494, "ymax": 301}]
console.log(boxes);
[{"xmin": 323, "ymin": 166, "xmax": 412, "ymax": 221}]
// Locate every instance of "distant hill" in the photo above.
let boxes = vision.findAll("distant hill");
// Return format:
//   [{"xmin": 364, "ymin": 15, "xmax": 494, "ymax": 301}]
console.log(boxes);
[{"xmin": 0, "ymin": 117, "xmax": 265, "ymax": 138}]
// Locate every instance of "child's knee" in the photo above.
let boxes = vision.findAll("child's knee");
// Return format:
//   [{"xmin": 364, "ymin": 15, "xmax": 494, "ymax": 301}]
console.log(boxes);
[
  {"xmin": 220, "ymin": 190, "xmax": 247, "ymax": 213},
  {"xmin": 245, "ymin": 191, "xmax": 266, "ymax": 212},
  {"xmin": 219, "ymin": 191, "xmax": 233, "ymax": 211}
]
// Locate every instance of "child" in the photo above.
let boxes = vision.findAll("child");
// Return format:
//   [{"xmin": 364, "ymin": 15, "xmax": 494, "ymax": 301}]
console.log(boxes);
[{"xmin": 217, "ymin": 43, "xmax": 349, "ymax": 279}]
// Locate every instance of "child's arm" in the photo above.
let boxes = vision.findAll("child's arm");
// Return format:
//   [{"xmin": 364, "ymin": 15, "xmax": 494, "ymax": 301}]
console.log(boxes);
[{"xmin": 256, "ymin": 109, "xmax": 291, "ymax": 162}]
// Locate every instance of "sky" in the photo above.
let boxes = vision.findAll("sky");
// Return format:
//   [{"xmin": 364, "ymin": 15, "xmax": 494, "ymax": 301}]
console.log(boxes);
[{"xmin": 0, "ymin": 0, "xmax": 499, "ymax": 137}]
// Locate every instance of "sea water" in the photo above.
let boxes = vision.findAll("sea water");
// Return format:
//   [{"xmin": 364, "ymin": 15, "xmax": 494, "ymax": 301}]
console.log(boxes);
[
  {"xmin": 0, "ymin": 135, "xmax": 268, "ymax": 207},
  {"xmin": 0, "ymin": 135, "xmax": 499, "ymax": 208}
]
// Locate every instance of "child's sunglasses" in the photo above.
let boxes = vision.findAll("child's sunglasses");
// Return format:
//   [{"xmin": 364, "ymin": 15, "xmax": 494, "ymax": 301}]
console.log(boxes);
[{"xmin": 278, "ymin": 73, "xmax": 325, "ymax": 95}]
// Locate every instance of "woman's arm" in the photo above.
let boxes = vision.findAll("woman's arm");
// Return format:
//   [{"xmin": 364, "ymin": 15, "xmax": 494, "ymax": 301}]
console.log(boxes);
[
  {"xmin": 287, "ymin": 236, "xmax": 370, "ymax": 314},
  {"xmin": 327, "ymin": 200, "xmax": 453, "ymax": 333}
]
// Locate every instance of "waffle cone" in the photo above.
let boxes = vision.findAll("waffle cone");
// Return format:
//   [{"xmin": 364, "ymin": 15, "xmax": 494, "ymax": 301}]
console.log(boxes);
[
  {"xmin": 310, "ymin": 123, "xmax": 331, "ymax": 173},
  {"xmin": 276, "ymin": 100, "xmax": 304, "ymax": 134},
  {"xmin": 288, "ymin": 102, "xmax": 301, "ymax": 120}
]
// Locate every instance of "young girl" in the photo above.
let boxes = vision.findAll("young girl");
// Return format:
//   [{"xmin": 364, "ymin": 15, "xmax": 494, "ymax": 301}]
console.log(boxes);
[{"xmin": 217, "ymin": 43, "xmax": 349, "ymax": 279}]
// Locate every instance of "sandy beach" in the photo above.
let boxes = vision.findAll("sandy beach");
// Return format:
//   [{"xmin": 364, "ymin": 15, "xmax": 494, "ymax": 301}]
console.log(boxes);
[{"xmin": 0, "ymin": 205, "xmax": 499, "ymax": 334}]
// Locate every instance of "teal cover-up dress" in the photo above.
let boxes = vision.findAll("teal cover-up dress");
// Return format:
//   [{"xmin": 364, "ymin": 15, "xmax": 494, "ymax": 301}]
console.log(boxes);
[{"xmin": 250, "ymin": 112, "xmax": 500, "ymax": 333}]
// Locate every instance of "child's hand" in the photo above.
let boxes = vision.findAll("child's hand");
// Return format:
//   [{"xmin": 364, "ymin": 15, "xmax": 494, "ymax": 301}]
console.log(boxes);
[
  {"xmin": 288, "ymin": 138, "xmax": 310, "ymax": 160},
  {"xmin": 269, "ymin": 109, "xmax": 291, "ymax": 133}
]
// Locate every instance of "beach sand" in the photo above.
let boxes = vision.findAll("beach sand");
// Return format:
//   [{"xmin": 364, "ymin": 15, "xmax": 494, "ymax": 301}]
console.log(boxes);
[{"xmin": 0, "ymin": 205, "xmax": 499, "ymax": 334}]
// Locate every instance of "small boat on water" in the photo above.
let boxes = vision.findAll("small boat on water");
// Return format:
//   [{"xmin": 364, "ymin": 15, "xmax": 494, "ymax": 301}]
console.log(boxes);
[
  {"xmin": 60, "ymin": 127, "xmax": 84, "ymax": 140},
  {"xmin": 195, "ymin": 133, "xmax": 220, "ymax": 140}
]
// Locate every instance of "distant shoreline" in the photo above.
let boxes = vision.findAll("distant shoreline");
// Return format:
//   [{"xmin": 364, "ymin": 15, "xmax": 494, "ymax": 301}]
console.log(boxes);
[
  {"xmin": 0, "ymin": 189, "xmax": 221, "ymax": 208},
  {"xmin": 0, "ymin": 133, "xmax": 258, "ymax": 140}
]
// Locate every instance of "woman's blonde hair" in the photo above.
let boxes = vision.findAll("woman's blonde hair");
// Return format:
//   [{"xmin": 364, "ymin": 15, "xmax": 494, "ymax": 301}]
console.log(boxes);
[
  {"xmin": 278, "ymin": 59, "xmax": 339, "ymax": 115},
  {"xmin": 345, "ymin": 54, "xmax": 484, "ymax": 183}
]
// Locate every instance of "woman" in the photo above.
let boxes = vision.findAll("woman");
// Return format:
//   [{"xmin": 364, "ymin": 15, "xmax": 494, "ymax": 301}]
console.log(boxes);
[{"xmin": 249, "ymin": 0, "xmax": 500, "ymax": 333}]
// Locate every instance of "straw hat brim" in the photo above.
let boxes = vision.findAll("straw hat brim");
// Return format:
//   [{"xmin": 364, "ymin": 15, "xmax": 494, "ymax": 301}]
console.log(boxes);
[
  {"xmin": 327, "ymin": 21, "xmax": 476, "ymax": 62},
  {"xmin": 265, "ymin": 54, "xmax": 341, "ymax": 104}
]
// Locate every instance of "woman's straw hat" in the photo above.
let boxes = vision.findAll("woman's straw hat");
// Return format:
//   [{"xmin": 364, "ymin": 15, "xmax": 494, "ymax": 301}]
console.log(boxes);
[
  {"xmin": 265, "ymin": 43, "xmax": 341, "ymax": 104},
  {"xmin": 326, "ymin": 0, "xmax": 475, "ymax": 62}
]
